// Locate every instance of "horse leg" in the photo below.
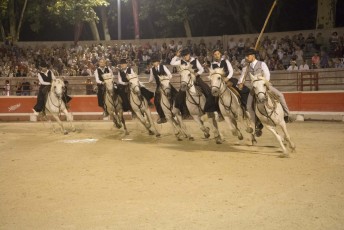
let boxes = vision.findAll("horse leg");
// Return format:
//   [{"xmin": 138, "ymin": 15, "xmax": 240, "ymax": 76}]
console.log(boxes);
[
  {"xmin": 265, "ymin": 125, "xmax": 289, "ymax": 157},
  {"xmin": 207, "ymin": 114, "xmax": 223, "ymax": 144},
  {"xmin": 280, "ymin": 122, "xmax": 296, "ymax": 152},
  {"xmin": 113, "ymin": 111, "xmax": 122, "ymax": 129},
  {"xmin": 243, "ymin": 110, "xmax": 254, "ymax": 134},
  {"xmin": 169, "ymin": 115, "xmax": 183, "ymax": 141},
  {"xmin": 134, "ymin": 109, "xmax": 154, "ymax": 135},
  {"xmin": 119, "ymin": 112, "xmax": 129, "ymax": 135},
  {"xmin": 62, "ymin": 109, "xmax": 75, "ymax": 132},
  {"xmin": 144, "ymin": 109, "xmax": 160, "ymax": 137},
  {"xmin": 174, "ymin": 112, "xmax": 194, "ymax": 141},
  {"xmin": 51, "ymin": 113, "xmax": 68, "ymax": 135},
  {"xmin": 191, "ymin": 115, "xmax": 210, "ymax": 139}
]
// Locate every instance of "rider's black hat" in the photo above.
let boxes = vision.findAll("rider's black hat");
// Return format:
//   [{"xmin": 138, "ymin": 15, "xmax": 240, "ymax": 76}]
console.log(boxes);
[
  {"xmin": 245, "ymin": 48, "xmax": 257, "ymax": 56},
  {"xmin": 150, "ymin": 55, "xmax": 160, "ymax": 63},
  {"xmin": 119, "ymin": 58, "xmax": 127, "ymax": 64},
  {"xmin": 39, "ymin": 61, "xmax": 48, "ymax": 68},
  {"xmin": 180, "ymin": 48, "xmax": 191, "ymax": 56}
]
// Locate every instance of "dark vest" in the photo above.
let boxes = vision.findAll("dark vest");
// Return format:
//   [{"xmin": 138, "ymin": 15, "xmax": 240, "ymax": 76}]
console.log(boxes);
[
  {"xmin": 181, "ymin": 59, "xmax": 199, "ymax": 72},
  {"xmin": 119, "ymin": 67, "xmax": 132, "ymax": 82},
  {"xmin": 39, "ymin": 71, "xmax": 52, "ymax": 83},
  {"xmin": 152, "ymin": 64, "xmax": 167, "ymax": 87},
  {"xmin": 211, "ymin": 60, "xmax": 229, "ymax": 76},
  {"xmin": 97, "ymin": 67, "xmax": 110, "ymax": 81}
]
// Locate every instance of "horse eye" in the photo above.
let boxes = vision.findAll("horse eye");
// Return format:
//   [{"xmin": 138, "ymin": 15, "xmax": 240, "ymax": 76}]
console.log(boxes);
[{"xmin": 218, "ymin": 77, "xmax": 221, "ymax": 80}]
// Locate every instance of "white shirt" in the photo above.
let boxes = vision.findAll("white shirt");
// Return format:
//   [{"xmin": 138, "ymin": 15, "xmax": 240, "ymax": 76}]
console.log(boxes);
[
  {"xmin": 238, "ymin": 60, "xmax": 270, "ymax": 84},
  {"xmin": 149, "ymin": 65, "xmax": 172, "ymax": 83},
  {"xmin": 287, "ymin": 65, "xmax": 299, "ymax": 71},
  {"xmin": 170, "ymin": 56, "xmax": 204, "ymax": 76},
  {"xmin": 299, "ymin": 64, "xmax": 310, "ymax": 70}
]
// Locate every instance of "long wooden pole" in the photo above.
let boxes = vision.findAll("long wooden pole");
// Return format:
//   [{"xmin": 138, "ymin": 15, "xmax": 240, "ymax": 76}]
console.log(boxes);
[{"xmin": 254, "ymin": 0, "xmax": 278, "ymax": 50}]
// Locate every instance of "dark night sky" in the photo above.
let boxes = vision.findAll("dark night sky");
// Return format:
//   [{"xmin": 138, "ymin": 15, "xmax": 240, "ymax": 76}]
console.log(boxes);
[{"xmin": 20, "ymin": 0, "xmax": 344, "ymax": 41}]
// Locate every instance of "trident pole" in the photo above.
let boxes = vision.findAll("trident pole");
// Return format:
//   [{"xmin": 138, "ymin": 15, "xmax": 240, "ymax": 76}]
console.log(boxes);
[{"xmin": 254, "ymin": 0, "xmax": 278, "ymax": 50}]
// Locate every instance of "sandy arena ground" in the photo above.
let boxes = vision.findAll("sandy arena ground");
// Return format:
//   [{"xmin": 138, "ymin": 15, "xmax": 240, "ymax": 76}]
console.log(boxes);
[{"xmin": 0, "ymin": 119, "xmax": 343, "ymax": 230}]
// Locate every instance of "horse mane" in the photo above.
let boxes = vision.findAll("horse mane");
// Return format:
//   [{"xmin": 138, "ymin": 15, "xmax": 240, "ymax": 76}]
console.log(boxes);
[{"xmin": 103, "ymin": 73, "xmax": 113, "ymax": 80}]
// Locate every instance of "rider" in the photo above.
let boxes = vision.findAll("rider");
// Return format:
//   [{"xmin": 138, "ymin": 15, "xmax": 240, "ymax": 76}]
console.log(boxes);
[
  {"xmin": 33, "ymin": 62, "xmax": 71, "ymax": 115},
  {"xmin": 148, "ymin": 55, "xmax": 177, "ymax": 124},
  {"xmin": 210, "ymin": 48, "xmax": 250, "ymax": 108},
  {"xmin": 238, "ymin": 48, "xmax": 293, "ymax": 137},
  {"xmin": 117, "ymin": 58, "xmax": 154, "ymax": 108},
  {"xmin": 116, "ymin": 58, "xmax": 132, "ymax": 112},
  {"xmin": 94, "ymin": 58, "xmax": 113, "ymax": 117},
  {"xmin": 170, "ymin": 48, "xmax": 218, "ymax": 118}
]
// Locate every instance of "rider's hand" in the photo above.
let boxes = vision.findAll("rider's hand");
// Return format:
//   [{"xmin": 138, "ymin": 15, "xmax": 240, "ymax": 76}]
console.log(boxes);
[
  {"xmin": 238, "ymin": 83, "xmax": 244, "ymax": 90},
  {"xmin": 176, "ymin": 49, "xmax": 181, "ymax": 57}
]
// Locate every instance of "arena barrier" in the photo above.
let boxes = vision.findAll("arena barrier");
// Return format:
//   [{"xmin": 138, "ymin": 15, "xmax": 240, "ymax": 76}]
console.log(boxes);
[{"xmin": 0, "ymin": 92, "xmax": 343, "ymax": 122}]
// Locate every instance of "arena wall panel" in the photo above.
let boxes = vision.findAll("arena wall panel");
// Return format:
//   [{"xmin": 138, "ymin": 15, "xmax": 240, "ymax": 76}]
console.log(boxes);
[{"xmin": 0, "ymin": 92, "xmax": 343, "ymax": 121}]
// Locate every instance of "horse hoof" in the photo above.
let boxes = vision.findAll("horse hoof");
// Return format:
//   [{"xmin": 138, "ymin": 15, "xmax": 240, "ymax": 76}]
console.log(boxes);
[
  {"xmin": 177, "ymin": 137, "xmax": 183, "ymax": 141},
  {"xmin": 204, "ymin": 133, "xmax": 210, "ymax": 139},
  {"xmin": 255, "ymin": 130, "xmax": 262, "ymax": 137},
  {"xmin": 156, "ymin": 133, "xmax": 161, "ymax": 137},
  {"xmin": 238, "ymin": 135, "xmax": 244, "ymax": 141},
  {"xmin": 189, "ymin": 137, "xmax": 195, "ymax": 141},
  {"xmin": 216, "ymin": 139, "xmax": 222, "ymax": 144},
  {"xmin": 64, "ymin": 131, "xmax": 68, "ymax": 135},
  {"xmin": 246, "ymin": 127, "xmax": 253, "ymax": 133},
  {"xmin": 279, "ymin": 153, "xmax": 289, "ymax": 158},
  {"xmin": 148, "ymin": 130, "xmax": 154, "ymax": 135}
]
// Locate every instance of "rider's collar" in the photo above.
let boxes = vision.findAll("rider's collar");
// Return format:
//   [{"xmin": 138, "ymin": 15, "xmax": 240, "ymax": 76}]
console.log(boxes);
[{"xmin": 250, "ymin": 59, "xmax": 258, "ymax": 67}]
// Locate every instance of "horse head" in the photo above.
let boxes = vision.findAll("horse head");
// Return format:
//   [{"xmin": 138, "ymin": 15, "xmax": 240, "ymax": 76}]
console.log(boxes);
[
  {"xmin": 127, "ymin": 72, "xmax": 141, "ymax": 96},
  {"xmin": 179, "ymin": 63, "xmax": 196, "ymax": 92},
  {"xmin": 209, "ymin": 68, "xmax": 225, "ymax": 96},
  {"xmin": 102, "ymin": 73, "xmax": 115, "ymax": 94},
  {"xmin": 158, "ymin": 75, "xmax": 172, "ymax": 98},
  {"xmin": 250, "ymin": 72, "xmax": 269, "ymax": 103},
  {"xmin": 51, "ymin": 79, "xmax": 65, "ymax": 98}
]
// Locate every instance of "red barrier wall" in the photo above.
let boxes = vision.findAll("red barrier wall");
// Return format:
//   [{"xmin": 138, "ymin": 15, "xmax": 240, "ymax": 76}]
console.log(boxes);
[{"xmin": 0, "ymin": 92, "xmax": 343, "ymax": 118}]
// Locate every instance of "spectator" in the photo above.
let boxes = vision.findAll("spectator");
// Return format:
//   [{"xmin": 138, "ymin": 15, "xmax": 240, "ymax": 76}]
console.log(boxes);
[
  {"xmin": 85, "ymin": 77, "xmax": 95, "ymax": 95},
  {"xmin": 311, "ymin": 52, "xmax": 320, "ymax": 69},
  {"xmin": 299, "ymin": 59, "xmax": 310, "ymax": 71},
  {"xmin": 320, "ymin": 50, "xmax": 330, "ymax": 68},
  {"xmin": 287, "ymin": 60, "xmax": 298, "ymax": 71},
  {"xmin": 4, "ymin": 80, "xmax": 10, "ymax": 96},
  {"xmin": 315, "ymin": 32, "xmax": 324, "ymax": 51},
  {"xmin": 21, "ymin": 81, "xmax": 31, "ymax": 96}
]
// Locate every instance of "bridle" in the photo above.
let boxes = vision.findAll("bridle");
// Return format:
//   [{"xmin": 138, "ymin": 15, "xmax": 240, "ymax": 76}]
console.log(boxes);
[
  {"xmin": 180, "ymin": 68, "xmax": 204, "ymax": 114},
  {"xmin": 252, "ymin": 77, "xmax": 276, "ymax": 125},
  {"xmin": 210, "ymin": 72, "xmax": 237, "ymax": 118},
  {"xmin": 210, "ymin": 72, "xmax": 227, "ymax": 97}
]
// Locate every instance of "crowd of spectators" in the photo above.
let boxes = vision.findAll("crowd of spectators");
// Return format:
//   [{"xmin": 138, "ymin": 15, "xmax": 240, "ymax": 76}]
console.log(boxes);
[{"xmin": 1, "ymin": 30, "xmax": 344, "ymax": 95}]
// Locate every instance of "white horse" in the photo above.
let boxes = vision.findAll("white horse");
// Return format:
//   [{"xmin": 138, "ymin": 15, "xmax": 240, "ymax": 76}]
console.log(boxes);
[
  {"xmin": 127, "ymin": 72, "xmax": 160, "ymax": 137},
  {"xmin": 103, "ymin": 73, "xmax": 129, "ymax": 135},
  {"xmin": 250, "ymin": 73, "xmax": 296, "ymax": 156},
  {"xmin": 209, "ymin": 68, "xmax": 255, "ymax": 144},
  {"xmin": 158, "ymin": 75, "xmax": 194, "ymax": 141},
  {"xmin": 179, "ymin": 64, "xmax": 222, "ymax": 144},
  {"xmin": 43, "ymin": 79, "xmax": 75, "ymax": 135}
]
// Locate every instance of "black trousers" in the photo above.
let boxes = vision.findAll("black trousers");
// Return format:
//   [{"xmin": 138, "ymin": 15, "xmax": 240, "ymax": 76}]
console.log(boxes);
[
  {"xmin": 97, "ymin": 84, "xmax": 105, "ymax": 107},
  {"xmin": 117, "ymin": 85, "xmax": 131, "ymax": 112},
  {"xmin": 195, "ymin": 76, "xmax": 217, "ymax": 113},
  {"xmin": 33, "ymin": 85, "xmax": 50, "ymax": 112}
]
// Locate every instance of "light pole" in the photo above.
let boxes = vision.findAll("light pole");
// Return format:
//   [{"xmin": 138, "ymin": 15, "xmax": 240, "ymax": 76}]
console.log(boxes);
[{"xmin": 118, "ymin": 0, "xmax": 121, "ymax": 40}]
